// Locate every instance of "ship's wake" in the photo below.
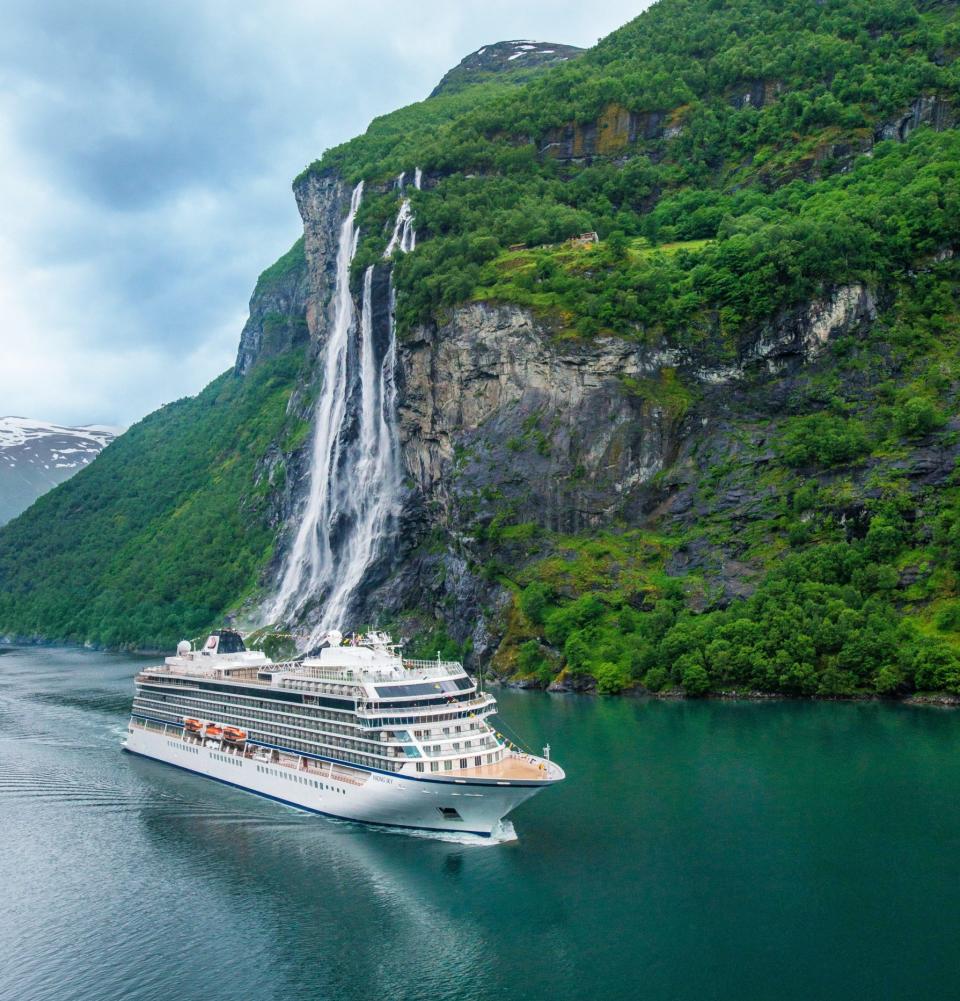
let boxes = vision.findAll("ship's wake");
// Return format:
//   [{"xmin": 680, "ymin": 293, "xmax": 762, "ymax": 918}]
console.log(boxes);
[{"xmin": 360, "ymin": 818, "xmax": 518, "ymax": 847}]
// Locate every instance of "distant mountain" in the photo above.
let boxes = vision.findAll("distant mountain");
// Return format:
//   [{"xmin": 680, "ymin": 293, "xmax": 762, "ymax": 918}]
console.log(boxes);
[
  {"xmin": 0, "ymin": 418, "xmax": 119, "ymax": 525},
  {"xmin": 4, "ymin": 0, "xmax": 960, "ymax": 700},
  {"xmin": 429, "ymin": 39, "xmax": 584, "ymax": 97}
]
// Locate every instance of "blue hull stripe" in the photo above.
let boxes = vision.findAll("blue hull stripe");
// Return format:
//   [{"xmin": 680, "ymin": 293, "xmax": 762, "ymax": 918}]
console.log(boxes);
[{"xmin": 122, "ymin": 746, "xmax": 491, "ymax": 838}]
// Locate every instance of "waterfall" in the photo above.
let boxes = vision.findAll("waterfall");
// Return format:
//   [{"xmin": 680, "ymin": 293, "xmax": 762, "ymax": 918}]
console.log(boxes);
[
  {"xmin": 307, "ymin": 263, "xmax": 402, "ymax": 642},
  {"xmin": 269, "ymin": 180, "xmax": 368, "ymax": 632},
  {"xmin": 384, "ymin": 169, "xmax": 421, "ymax": 257},
  {"xmin": 271, "ymin": 173, "xmax": 419, "ymax": 645}
]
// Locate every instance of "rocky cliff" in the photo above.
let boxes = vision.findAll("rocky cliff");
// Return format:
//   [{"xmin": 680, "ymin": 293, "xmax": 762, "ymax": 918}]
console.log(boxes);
[
  {"xmin": 360, "ymin": 283, "xmax": 889, "ymax": 656},
  {"xmin": 5, "ymin": 3, "xmax": 960, "ymax": 696},
  {"xmin": 250, "ymin": 152, "xmax": 932, "ymax": 670}
]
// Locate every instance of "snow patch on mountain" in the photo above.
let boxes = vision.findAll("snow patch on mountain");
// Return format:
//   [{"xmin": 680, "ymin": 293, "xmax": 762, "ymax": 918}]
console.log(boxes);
[
  {"xmin": 429, "ymin": 39, "xmax": 584, "ymax": 98},
  {"xmin": 0, "ymin": 417, "xmax": 121, "ymax": 525}
]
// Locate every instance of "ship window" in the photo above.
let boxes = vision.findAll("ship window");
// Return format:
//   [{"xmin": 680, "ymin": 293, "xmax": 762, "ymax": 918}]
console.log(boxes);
[
  {"xmin": 430, "ymin": 762, "xmax": 439, "ymax": 772},
  {"xmin": 459, "ymin": 759, "xmax": 467, "ymax": 769},
  {"xmin": 415, "ymin": 762, "xmax": 424, "ymax": 772},
  {"xmin": 437, "ymin": 807, "xmax": 462, "ymax": 821}
]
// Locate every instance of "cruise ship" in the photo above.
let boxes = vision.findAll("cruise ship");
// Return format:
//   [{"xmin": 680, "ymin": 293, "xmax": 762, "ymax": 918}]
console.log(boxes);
[{"xmin": 124, "ymin": 629, "xmax": 564, "ymax": 837}]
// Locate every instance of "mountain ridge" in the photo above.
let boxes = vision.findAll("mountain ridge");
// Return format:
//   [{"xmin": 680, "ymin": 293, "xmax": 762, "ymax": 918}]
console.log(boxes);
[
  {"xmin": 429, "ymin": 39, "xmax": 585, "ymax": 98},
  {"xmin": 0, "ymin": 417, "xmax": 120, "ymax": 526},
  {"xmin": 3, "ymin": 0, "xmax": 960, "ymax": 698}
]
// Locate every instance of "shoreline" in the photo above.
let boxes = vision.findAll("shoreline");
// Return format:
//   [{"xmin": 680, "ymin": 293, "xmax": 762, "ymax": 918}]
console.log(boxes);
[
  {"xmin": 4, "ymin": 637, "xmax": 958, "ymax": 708},
  {"xmin": 0, "ymin": 635, "xmax": 167, "ymax": 657},
  {"xmin": 491, "ymin": 676, "xmax": 960, "ymax": 708}
]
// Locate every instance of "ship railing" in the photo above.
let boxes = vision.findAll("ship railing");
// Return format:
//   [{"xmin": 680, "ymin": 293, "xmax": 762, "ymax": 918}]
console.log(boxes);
[
  {"xmin": 271, "ymin": 663, "xmax": 402, "ymax": 684},
  {"xmin": 420, "ymin": 739, "xmax": 501, "ymax": 757},
  {"xmin": 143, "ymin": 665, "xmax": 233, "ymax": 681},
  {"xmin": 354, "ymin": 693, "xmax": 495, "ymax": 718},
  {"xmin": 401, "ymin": 659, "xmax": 465, "ymax": 676},
  {"xmin": 266, "ymin": 659, "xmax": 466, "ymax": 684}
]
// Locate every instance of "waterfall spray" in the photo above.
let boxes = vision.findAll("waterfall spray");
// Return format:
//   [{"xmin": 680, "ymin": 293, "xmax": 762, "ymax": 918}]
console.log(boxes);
[
  {"xmin": 307, "ymin": 263, "xmax": 402, "ymax": 643},
  {"xmin": 384, "ymin": 169, "xmax": 421, "ymax": 257},
  {"xmin": 270, "ymin": 172, "xmax": 420, "ymax": 645},
  {"xmin": 270, "ymin": 181, "xmax": 365, "ymax": 627}
]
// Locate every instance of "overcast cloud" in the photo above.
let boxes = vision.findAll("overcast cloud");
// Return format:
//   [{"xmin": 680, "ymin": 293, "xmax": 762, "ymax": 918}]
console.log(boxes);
[{"xmin": 0, "ymin": 1, "xmax": 648, "ymax": 427}]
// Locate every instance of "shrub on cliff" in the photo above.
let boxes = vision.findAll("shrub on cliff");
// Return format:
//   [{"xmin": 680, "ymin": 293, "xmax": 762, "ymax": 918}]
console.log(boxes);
[
  {"xmin": 892, "ymin": 397, "xmax": 947, "ymax": 439},
  {"xmin": 779, "ymin": 413, "xmax": 870, "ymax": 468}
]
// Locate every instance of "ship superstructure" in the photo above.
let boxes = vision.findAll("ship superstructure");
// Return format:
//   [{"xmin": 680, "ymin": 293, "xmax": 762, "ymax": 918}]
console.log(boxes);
[{"xmin": 124, "ymin": 629, "xmax": 563, "ymax": 837}]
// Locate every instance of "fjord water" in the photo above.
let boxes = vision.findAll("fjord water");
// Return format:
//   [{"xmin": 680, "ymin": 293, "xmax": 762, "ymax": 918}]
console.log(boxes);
[{"xmin": 3, "ymin": 647, "xmax": 960, "ymax": 1001}]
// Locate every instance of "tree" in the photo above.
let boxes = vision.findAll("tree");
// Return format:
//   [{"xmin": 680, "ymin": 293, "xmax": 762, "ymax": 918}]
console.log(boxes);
[
  {"xmin": 893, "ymin": 397, "xmax": 946, "ymax": 439},
  {"xmin": 680, "ymin": 658, "xmax": 711, "ymax": 695},
  {"xmin": 519, "ymin": 582, "xmax": 552, "ymax": 625}
]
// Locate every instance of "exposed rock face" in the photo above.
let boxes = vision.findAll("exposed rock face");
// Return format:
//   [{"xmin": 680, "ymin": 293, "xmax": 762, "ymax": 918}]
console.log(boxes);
[
  {"xmin": 738, "ymin": 284, "xmax": 876, "ymax": 375},
  {"xmin": 236, "ymin": 171, "xmax": 350, "ymax": 376},
  {"xmin": 875, "ymin": 94, "xmax": 955, "ymax": 143},
  {"xmin": 398, "ymin": 304, "xmax": 681, "ymax": 530},
  {"xmin": 540, "ymin": 104, "xmax": 667, "ymax": 160},
  {"xmin": 536, "ymin": 88, "xmax": 954, "ymax": 173},
  {"xmin": 356, "ymin": 282, "xmax": 880, "ymax": 652},
  {"xmin": 235, "ymin": 239, "xmax": 309, "ymax": 376},
  {"xmin": 396, "ymin": 285, "xmax": 875, "ymax": 498},
  {"xmin": 294, "ymin": 171, "xmax": 352, "ymax": 353}
]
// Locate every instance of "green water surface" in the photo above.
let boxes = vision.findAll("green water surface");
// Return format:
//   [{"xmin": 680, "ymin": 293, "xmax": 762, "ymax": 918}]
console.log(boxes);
[{"xmin": 0, "ymin": 646, "xmax": 957, "ymax": 1001}]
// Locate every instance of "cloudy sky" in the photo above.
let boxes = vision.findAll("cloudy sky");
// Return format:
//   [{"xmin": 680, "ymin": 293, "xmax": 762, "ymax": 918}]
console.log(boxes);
[{"xmin": 0, "ymin": 0, "xmax": 648, "ymax": 428}]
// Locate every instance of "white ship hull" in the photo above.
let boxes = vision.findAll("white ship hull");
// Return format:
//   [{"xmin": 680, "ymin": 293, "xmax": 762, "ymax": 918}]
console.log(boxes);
[{"xmin": 124, "ymin": 724, "xmax": 544, "ymax": 837}]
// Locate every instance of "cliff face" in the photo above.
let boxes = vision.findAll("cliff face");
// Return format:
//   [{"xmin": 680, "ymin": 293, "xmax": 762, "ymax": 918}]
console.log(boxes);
[
  {"xmin": 237, "ymin": 172, "xmax": 351, "ymax": 372},
  {"xmin": 349, "ymin": 283, "xmax": 883, "ymax": 656},
  {"xmin": 294, "ymin": 172, "xmax": 351, "ymax": 350},
  {"xmin": 396, "ymin": 286, "xmax": 877, "ymax": 517},
  {"xmin": 240, "ymin": 164, "xmax": 925, "ymax": 665},
  {"xmin": 398, "ymin": 304, "xmax": 679, "ymax": 527}
]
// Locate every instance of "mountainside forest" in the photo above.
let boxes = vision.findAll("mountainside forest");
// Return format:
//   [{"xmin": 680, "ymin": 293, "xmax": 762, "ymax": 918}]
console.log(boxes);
[{"xmin": 3, "ymin": 0, "xmax": 960, "ymax": 699}]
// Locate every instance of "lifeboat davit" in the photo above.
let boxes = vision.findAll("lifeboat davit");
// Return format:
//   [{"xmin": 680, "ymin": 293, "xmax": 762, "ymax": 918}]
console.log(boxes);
[{"xmin": 223, "ymin": 727, "xmax": 247, "ymax": 743}]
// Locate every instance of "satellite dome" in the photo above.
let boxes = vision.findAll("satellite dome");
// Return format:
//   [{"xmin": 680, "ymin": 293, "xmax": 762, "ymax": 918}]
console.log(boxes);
[{"xmin": 176, "ymin": 640, "xmax": 191, "ymax": 656}]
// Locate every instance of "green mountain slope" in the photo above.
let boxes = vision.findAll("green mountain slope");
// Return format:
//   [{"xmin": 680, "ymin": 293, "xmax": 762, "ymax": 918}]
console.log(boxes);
[
  {"xmin": 2, "ymin": 0, "xmax": 960, "ymax": 697},
  {"xmin": 0, "ymin": 355, "xmax": 305, "ymax": 648}
]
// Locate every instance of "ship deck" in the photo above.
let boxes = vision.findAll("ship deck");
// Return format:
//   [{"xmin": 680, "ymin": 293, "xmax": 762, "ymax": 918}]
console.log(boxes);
[{"xmin": 450, "ymin": 754, "xmax": 560, "ymax": 783}]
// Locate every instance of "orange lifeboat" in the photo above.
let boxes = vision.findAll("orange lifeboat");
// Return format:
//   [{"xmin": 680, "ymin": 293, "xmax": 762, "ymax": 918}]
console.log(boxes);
[
  {"xmin": 184, "ymin": 718, "xmax": 202, "ymax": 732},
  {"xmin": 205, "ymin": 724, "xmax": 223, "ymax": 739},
  {"xmin": 223, "ymin": 726, "xmax": 247, "ymax": 743}
]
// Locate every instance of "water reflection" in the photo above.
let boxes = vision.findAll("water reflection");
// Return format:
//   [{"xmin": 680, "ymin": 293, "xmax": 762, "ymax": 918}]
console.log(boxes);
[{"xmin": 4, "ymin": 647, "xmax": 960, "ymax": 1001}]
